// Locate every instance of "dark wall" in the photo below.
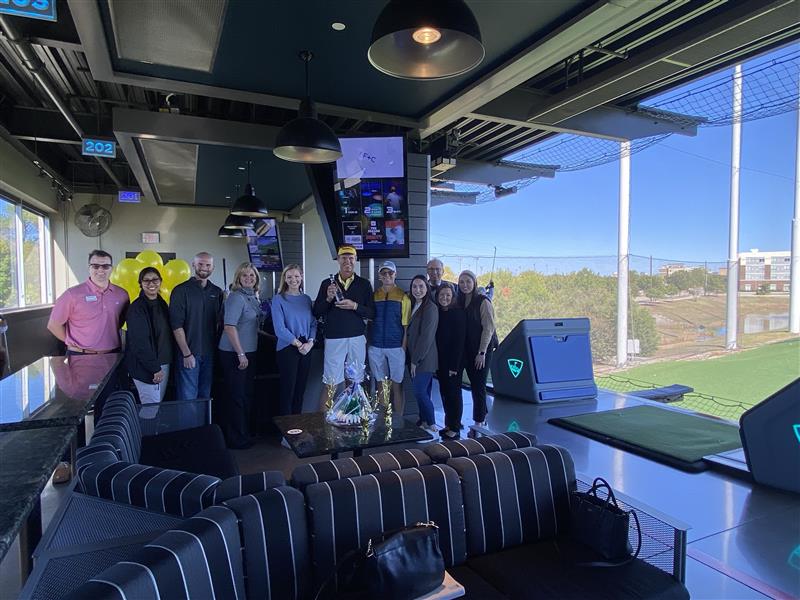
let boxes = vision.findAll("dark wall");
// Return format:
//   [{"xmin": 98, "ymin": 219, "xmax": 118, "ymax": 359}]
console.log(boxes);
[{"xmin": 3, "ymin": 306, "xmax": 62, "ymax": 372}]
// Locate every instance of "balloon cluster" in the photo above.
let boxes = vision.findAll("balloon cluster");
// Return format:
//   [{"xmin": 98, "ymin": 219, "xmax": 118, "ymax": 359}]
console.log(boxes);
[{"xmin": 110, "ymin": 250, "xmax": 191, "ymax": 304}]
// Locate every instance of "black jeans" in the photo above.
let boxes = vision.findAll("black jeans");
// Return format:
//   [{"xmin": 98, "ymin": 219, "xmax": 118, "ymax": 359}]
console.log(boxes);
[
  {"xmin": 465, "ymin": 347, "xmax": 493, "ymax": 423},
  {"xmin": 219, "ymin": 350, "xmax": 256, "ymax": 448},
  {"xmin": 437, "ymin": 368, "xmax": 464, "ymax": 430},
  {"xmin": 276, "ymin": 346, "xmax": 313, "ymax": 415}
]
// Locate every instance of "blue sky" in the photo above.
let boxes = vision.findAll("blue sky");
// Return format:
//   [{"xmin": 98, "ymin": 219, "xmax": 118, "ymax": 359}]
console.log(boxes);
[{"xmin": 430, "ymin": 49, "xmax": 798, "ymax": 275}]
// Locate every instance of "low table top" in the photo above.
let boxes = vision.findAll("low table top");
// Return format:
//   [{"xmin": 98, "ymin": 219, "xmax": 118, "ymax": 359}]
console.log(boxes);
[{"xmin": 273, "ymin": 412, "xmax": 433, "ymax": 458}]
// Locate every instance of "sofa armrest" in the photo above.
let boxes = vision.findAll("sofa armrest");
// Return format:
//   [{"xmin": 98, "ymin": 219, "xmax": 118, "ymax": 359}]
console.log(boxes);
[
  {"xmin": 78, "ymin": 461, "xmax": 221, "ymax": 517},
  {"xmin": 576, "ymin": 475, "xmax": 689, "ymax": 583}
]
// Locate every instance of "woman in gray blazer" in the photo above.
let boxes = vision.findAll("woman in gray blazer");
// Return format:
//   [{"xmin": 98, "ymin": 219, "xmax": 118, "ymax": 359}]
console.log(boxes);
[{"xmin": 407, "ymin": 275, "xmax": 439, "ymax": 433}]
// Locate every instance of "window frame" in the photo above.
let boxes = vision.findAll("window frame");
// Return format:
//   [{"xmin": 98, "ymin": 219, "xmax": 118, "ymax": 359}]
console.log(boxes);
[{"xmin": 0, "ymin": 194, "xmax": 53, "ymax": 310}]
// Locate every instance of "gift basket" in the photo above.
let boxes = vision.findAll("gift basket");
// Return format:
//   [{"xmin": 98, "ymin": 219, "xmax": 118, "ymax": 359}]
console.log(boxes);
[{"xmin": 326, "ymin": 362, "xmax": 377, "ymax": 429}]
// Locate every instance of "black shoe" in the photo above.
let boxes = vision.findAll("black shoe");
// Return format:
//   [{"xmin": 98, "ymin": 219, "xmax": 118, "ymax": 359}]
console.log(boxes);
[{"xmin": 440, "ymin": 428, "xmax": 460, "ymax": 440}]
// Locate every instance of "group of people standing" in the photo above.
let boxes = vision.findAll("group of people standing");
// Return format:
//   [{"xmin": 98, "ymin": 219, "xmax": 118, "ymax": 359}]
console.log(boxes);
[{"xmin": 48, "ymin": 246, "xmax": 496, "ymax": 449}]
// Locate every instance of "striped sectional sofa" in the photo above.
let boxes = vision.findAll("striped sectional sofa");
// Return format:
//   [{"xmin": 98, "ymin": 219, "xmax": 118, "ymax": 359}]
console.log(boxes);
[{"xmin": 67, "ymin": 432, "xmax": 689, "ymax": 600}]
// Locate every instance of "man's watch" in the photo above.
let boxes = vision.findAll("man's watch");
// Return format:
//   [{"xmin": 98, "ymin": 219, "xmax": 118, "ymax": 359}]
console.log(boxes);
[
  {"xmin": 479, "ymin": 351, "xmax": 486, "ymax": 356},
  {"xmin": 183, "ymin": 352, "xmax": 193, "ymax": 358}
]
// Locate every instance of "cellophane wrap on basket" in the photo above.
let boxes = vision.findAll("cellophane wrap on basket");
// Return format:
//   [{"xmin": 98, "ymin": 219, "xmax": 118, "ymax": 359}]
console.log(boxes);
[{"xmin": 326, "ymin": 362, "xmax": 377, "ymax": 428}]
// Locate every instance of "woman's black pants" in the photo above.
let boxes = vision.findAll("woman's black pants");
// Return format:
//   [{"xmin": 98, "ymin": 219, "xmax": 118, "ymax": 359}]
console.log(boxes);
[{"xmin": 276, "ymin": 346, "xmax": 313, "ymax": 415}]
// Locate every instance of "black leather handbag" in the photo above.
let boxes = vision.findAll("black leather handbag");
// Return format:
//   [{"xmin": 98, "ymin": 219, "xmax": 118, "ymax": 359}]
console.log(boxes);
[
  {"xmin": 570, "ymin": 477, "xmax": 642, "ymax": 566},
  {"xmin": 314, "ymin": 521, "xmax": 445, "ymax": 600}
]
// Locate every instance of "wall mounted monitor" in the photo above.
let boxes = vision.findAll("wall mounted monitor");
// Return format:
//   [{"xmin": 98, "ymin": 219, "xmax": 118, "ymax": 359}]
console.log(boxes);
[
  {"xmin": 246, "ymin": 218, "xmax": 283, "ymax": 272},
  {"xmin": 333, "ymin": 135, "xmax": 408, "ymax": 259}
]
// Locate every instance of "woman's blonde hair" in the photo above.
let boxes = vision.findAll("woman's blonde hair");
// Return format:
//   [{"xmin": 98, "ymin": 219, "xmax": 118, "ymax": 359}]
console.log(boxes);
[
  {"xmin": 231, "ymin": 262, "xmax": 261, "ymax": 292},
  {"xmin": 278, "ymin": 263, "xmax": 304, "ymax": 295}
]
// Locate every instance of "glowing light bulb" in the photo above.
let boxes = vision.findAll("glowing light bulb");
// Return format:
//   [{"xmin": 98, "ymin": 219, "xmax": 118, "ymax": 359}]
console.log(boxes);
[{"xmin": 412, "ymin": 27, "xmax": 441, "ymax": 45}]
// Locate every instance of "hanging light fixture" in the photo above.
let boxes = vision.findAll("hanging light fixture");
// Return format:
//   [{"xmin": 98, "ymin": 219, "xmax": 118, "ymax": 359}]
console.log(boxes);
[
  {"xmin": 230, "ymin": 162, "xmax": 269, "ymax": 217},
  {"xmin": 218, "ymin": 225, "xmax": 246, "ymax": 238},
  {"xmin": 368, "ymin": 0, "xmax": 484, "ymax": 80},
  {"xmin": 274, "ymin": 51, "xmax": 342, "ymax": 164}
]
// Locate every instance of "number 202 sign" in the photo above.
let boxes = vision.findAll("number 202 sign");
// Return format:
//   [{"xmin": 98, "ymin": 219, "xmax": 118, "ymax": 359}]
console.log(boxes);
[
  {"xmin": 0, "ymin": 0, "xmax": 57, "ymax": 22},
  {"xmin": 82, "ymin": 138, "xmax": 117, "ymax": 159}
]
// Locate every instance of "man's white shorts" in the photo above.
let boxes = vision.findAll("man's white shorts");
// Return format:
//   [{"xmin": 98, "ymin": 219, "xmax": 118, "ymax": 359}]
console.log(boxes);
[
  {"xmin": 367, "ymin": 346, "xmax": 406, "ymax": 383},
  {"xmin": 323, "ymin": 335, "xmax": 367, "ymax": 385}
]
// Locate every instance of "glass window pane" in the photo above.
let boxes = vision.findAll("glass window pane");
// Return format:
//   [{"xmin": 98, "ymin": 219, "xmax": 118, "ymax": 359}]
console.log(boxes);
[
  {"xmin": 22, "ymin": 208, "xmax": 44, "ymax": 305},
  {"xmin": 0, "ymin": 198, "xmax": 18, "ymax": 309}
]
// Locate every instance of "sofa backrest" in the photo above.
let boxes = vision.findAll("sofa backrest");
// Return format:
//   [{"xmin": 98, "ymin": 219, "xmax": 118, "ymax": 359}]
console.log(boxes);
[
  {"xmin": 291, "ymin": 448, "xmax": 431, "ymax": 491},
  {"xmin": 66, "ymin": 505, "xmax": 246, "ymax": 600},
  {"xmin": 89, "ymin": 392, "xmax": 143, "ymax": 463},
  {"xmin": 223, "ymin": 487, "xmax": 310, "ymax": 600},
  {"xmin": 423, "ymin": 431, "xmax": 537, "ymax": 463},
  {"xmin": 77, "ymin": 461, "xmax": 221, "ymax": 517},
  {"xmin": 447, "ymin": 445, "xmax": 575, "ymax": 556},
  {"xmin": 304, "ymin": 464, "xmax": 467, "ymax": 587}
]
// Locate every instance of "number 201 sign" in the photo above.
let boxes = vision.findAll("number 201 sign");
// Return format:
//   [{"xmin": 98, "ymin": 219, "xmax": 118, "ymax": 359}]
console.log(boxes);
[
  {"xmin": 82, "ymin": 138, "xmax": 117, "ymax": 159},
  {"xmin": 0, "ymin": 0, "xmax": 57, "ymax": 22}
]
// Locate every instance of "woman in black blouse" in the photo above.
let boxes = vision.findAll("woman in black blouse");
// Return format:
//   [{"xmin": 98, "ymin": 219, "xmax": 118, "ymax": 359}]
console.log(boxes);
[
  {"xmin": 435, "ymin": 285, "xmax": 466, "ymax": 439},
  {"xmin": 126, "ymin": 266, "xmax": 173, "ymax": 417}
]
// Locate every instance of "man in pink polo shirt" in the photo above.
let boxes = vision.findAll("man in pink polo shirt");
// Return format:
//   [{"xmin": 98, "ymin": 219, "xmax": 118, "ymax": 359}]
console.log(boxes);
[{"xmin": 48, "ymin": 250, "xmax": 129, "ymax": 354}]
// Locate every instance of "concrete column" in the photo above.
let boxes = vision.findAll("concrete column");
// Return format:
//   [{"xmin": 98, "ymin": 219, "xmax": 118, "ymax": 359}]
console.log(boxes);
[
  {"xmin": 790, "ymin": 72, "xmax": 800, "ymax": 333},
  {"xmin": 726, "ymin": 64, "xmax": 743, "ymax": 350},
  {"xmin": 616, "ymin": 140, "xmax": 631, "ymax": 367}
]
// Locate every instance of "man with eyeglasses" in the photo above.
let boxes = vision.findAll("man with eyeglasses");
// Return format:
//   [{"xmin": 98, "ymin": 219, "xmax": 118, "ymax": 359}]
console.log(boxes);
[
  {"xmin": 426, "ymin": 258, "xmax": 457, "ymax": 306},
  {"xmin": 48, "ymin": 249, "xmax": 129, "ymax": 355}
]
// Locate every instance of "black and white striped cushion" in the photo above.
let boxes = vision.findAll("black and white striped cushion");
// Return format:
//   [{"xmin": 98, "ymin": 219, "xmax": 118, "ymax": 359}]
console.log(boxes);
[
  {"xmin": 291, "ymin": 448, "xmax": 431, "ymax": 490},
  {"xmin": 223, "ymin": 487, "xmax": 310, "ymax": 600},
  {"xmin": 213, "ymin": 471, "xmax": 286, "ymax": 504},
  {"xmin": 447, "ymin": 445, "xmax": 575, "ymax": 556},
  {"xmin": 78, "ymin": 461, "xmax": 220, "ymax": 517},
  {"xmin": 101, "ymin": 392, "xmax": 143, "ymax": 442},
  {"xmin": 423, "ymin": 431, "xmax": 538, "ymax": 463},
  {"xmin": 75, "ymin": 441, "xmax": 120, "ymax": 471},
  {"xmin": 68, "ymin": 505, "xmax": 246, "ymax": 600},
  {"xmin": 305, "ymin": 464, "xmax": 467, "ymax": 585}
]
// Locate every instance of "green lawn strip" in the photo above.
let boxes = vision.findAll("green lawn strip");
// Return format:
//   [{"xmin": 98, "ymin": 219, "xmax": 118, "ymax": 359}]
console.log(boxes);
[{"xmin": 612, "ymin": 339, "xmax": 799, "ymax": 406}]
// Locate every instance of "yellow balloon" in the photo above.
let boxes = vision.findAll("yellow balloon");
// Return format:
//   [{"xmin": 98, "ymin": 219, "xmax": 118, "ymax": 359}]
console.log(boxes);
[
  {"xmin": 163, "ymin": 259, "xmax": 191, "ymax": 289},
  {"xmin": 159, "ymin": 285, "xmax": 171, "ymax": 304},
  {"xmin": 136, "ymin": 250, "xmax": 163, "ymax": 268}
]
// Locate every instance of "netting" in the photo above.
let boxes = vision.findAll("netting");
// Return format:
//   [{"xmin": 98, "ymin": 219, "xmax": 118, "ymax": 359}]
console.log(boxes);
[
  {"xmin": 502, "ymin": 45, "xmax": 800, "ymax": 176},
  {"xmin": 596, "ymin": 374, "xmax": 757, "ymax": 421}
]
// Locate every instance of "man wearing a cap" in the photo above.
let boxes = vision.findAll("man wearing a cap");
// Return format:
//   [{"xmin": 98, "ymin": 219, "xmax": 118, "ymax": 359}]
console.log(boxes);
[
  {"xmin": 368, "ymin": 260, "xmax": 411, "ymax": 414},
  {"xmin": 313, "ymin": 245, "xmax": 375, "ymax": 407}
]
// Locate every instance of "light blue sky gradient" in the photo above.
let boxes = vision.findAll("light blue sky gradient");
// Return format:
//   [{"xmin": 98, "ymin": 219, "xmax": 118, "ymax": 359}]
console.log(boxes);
[{"xmin": 430, "ymin": 50, "xmax": 797, "ymax": 273}]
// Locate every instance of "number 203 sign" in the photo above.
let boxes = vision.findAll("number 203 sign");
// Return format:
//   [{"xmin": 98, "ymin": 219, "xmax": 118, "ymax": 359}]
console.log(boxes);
[
  {"xmin": 0, "ymin": 0, "xmax": 57, "ymax": 22},
  {"xmin": 82, "ymin": 138, "xmax": 117, "ymax": 159}
]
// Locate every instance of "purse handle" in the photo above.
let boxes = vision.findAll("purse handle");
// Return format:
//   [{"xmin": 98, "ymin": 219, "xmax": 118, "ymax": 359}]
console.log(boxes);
[{"xmin": 587, "ymin": 477, "xmax": 620, "ymax": 509}]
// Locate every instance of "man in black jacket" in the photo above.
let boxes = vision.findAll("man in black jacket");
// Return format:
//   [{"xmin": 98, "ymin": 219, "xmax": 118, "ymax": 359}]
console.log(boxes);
[{"xmin": 313, "ymin": 245, "xmax": 375, "ymax": 409}]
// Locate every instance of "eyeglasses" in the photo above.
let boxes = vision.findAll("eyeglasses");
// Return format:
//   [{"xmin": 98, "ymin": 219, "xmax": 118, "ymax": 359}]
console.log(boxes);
[
  {"xmin": 141, "ymin": 278, "xmax": 161, "ymax": 285},
  {"xmin": 89, "ymin": 264, "xmax": 113, "ymax": 270}
]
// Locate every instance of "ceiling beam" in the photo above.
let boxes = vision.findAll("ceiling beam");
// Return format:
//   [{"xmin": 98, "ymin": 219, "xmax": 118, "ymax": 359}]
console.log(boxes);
[
  {"xmin": 416, "ymin": 0, "xmax": 670, "ymax": 139},
  {"xmin": 435, "ymin": 158, "xmax": 556, "ymax": 186},
  {"xmin": 525, "ymin": 0, "xmax": 800, "ymax": 124},
  {"xmin": 3, "ymin": 105, "xmax": 108, "ymax": 141}
]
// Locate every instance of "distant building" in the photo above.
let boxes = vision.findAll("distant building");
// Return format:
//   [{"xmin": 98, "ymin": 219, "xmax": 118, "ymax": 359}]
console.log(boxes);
[
  {"xmin": 738, "ymin": 249, "xmax": 790, "ymax": 292},
  {"xmin": 658, "ymin": 264, "xmax": 695, "ymax": 277}
]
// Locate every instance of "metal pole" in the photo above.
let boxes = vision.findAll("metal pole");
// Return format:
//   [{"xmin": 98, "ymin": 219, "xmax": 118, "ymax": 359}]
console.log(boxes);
[
  {"xmin": 368, "ymin": 258, "xmax": 375, "ymax": 289},
  {"xmin": 790, "ymin": 68, "xmax": 800, "ymax": 333},
  {"xmin": 726, "ymin": 65, "xmax": 743, "ymax": 350},
  {"xmin": 617, "ymin": 140, "xmax": 631, "ymax": 367}
]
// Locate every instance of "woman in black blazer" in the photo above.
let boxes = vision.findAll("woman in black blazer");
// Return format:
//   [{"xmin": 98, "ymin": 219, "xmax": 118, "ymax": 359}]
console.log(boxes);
[
  {"xmin": 126, "ymin": 267, "xmax": 173, "ymax": 417},
  {"xmin": 435, "ymin": 285, "xmax": 466, "ymax": 439}
]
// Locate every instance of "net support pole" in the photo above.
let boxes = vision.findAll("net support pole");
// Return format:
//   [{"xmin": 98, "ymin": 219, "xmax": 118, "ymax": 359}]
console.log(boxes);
[
  {"xmin": 368, "ymin": 258, "xmax": 375, "ymax": 290},
  {"xmin": 790, "ymin": 71, "xmax": 800, "ymax": 334},
  {"xmin": 616, "ymin": 140, "xmax": 631, "ymax": 367},
  {"xmin": 726, "ymin": 64, "xmax": 743, "ymax": 350}
]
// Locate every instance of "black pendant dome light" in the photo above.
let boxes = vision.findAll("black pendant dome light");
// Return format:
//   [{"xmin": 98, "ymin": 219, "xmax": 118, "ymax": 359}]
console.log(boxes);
[
  {"xmin": 218, "ymin": 225, "xmax": 246, "ymax": 238},
  {"xmin": 273, "ymin": 51, "xmax": 343, "ymax": 164},
  {"xmin": 368, "ymin": 0, "xmax": 484, "ymax": 80},
  {"xmin": 230, "ymin": 161, "xmax": 269, "ymax": 217},
  {"xmin": 223, "ymin": 183, "xmax": 254, "ymax": 230}
]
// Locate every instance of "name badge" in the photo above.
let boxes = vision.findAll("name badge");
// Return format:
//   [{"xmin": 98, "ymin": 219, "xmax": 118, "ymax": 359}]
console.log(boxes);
[{"xmin": 85, "ymin": 295, "xmax": 98, "ymax": 302}]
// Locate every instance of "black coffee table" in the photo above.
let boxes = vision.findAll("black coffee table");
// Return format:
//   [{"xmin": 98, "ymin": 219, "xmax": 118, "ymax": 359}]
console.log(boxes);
[{"xmin": 273, "ymin": 412, "xmax": 433, "ymax": 459}]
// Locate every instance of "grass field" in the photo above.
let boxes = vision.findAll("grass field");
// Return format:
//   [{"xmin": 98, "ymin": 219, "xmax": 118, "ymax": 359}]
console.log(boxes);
[{"xmin": 600, "ymin": 338, "xmax": 799, "ymax": 419}]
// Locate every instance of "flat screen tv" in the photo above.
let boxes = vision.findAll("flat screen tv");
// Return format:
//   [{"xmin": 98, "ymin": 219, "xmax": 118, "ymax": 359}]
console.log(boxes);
[
  {"xmin": 333, "ymin": 135, "xmax": 408, "ymax": 259},
  {"xmin": 246, "ymin": 218, "xmax": 283, "ymax": 272}
]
